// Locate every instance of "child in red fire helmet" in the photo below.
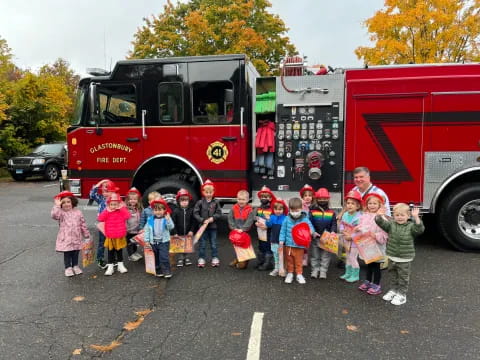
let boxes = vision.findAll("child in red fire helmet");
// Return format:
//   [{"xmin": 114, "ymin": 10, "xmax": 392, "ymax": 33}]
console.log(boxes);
[
  {"xmin": 97, "ymin": 193, "xmax": 131, "ymax": 276},
  {"xmin": 193, "ymin": 180, "xmax": 222, "ymax": 267},
  {"xmin": 339, "ymin": 190, "xmax": 363, "ymax": 283},
  {"xmin": 172, "ymin": 188, "xmax": 196, "ymax": 267},
  {"xmin": 51, "ymin": 191, "xmax": 90, "ymax": 277}
]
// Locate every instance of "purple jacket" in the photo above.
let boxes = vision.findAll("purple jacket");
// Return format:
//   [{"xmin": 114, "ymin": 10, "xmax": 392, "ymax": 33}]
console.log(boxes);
[{"xmin": 51, "ymin": 206, "xmax": 90, "ymax": 252}]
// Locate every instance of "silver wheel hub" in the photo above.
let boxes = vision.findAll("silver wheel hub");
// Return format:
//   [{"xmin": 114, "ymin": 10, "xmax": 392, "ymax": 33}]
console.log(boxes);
[{"xmin": 458, "ymin": 199, "xmax": 480, "ymax": 239}]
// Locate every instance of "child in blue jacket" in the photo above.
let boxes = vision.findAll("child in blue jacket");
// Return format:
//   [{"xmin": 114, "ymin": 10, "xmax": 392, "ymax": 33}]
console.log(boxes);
[
  {"xmin": 279, "ymin": 197, "xmax": 315, "ymax": 285},
  {"xmin": 265, "ymin": 198, "xmax": 288, "ymax": 277}
]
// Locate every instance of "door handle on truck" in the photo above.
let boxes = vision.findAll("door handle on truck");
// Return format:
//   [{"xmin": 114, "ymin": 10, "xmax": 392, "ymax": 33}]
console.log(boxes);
[
  {"xmin": 221, "ymin": 136, "xmax": 237, "ymax": 141},
  {"xmin": 127, "ymin": 137, "xmax": 140, "ymax": 142}
]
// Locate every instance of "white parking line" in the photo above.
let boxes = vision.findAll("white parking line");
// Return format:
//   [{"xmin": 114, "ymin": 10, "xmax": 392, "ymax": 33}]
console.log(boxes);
[
  {"xmin": 43, "ymin": 183, "xmax": 58, "ymax": 188},
  {"xmin": 246, "ymin": 312, "xmax": 264, "ymax": 360}
]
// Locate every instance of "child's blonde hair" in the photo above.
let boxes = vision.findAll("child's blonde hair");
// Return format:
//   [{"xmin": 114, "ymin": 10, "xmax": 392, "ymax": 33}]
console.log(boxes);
[
  {"xmin": 288, "ymin": 197, "xmax": 303, "ymax": 210},
  {"xmin": 393, "ymin": 203, "xmax": 410, "ymax": 215},
  {"xmin": 237, "ymin": 189, "xmax": 249, "ymax": 199},
  {"xmin": 148, "ymin": 191, "xmax": 161, "ymax": 202}
]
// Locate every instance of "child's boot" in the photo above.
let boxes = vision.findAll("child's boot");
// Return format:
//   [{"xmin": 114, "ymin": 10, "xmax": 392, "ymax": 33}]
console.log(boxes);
[
  {"xmin": 346, "ymin": 267, "xmax": 360, "ymax": 282},
  {"xmin": 117, "ymin": 262, "xmax": 128, "ymax": 273},
  {"xmin": 255, "ymin": 253, "xmax": 265, "ymax": 269},
  {"xmin": 104, "ymin": 264, "xmax": 114, "ymax": 276},
  {"xmin": 339, "ymin": 265, "xmax": 352, "ymax": 280},
  {"xmin": 229, "ymin": 258, "xmax": 239, "ymax": 267},
  {"xmin": 258, "ymin": 254, "xmax": 273, "ymax": 271}
]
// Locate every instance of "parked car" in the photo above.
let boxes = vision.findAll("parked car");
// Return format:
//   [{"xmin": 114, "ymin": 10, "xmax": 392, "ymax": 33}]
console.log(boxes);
[{"xmin": 7, "ymin": 142, "xmax": 66, "ymax": 181}]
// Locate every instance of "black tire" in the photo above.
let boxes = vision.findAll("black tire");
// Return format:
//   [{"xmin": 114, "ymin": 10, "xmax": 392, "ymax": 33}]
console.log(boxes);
[
  {"xmin": 438, "ymin": 183, "xmax": 480, "ymax": 251},
  {"xmin": 143, "ymin": 178, "xmax": 198, "ymax": 207},
  {"xmin": 45, "ymin": 164, "xmax": 59, "ymax": 181},
  {"xmin": 11, "ymin": 174, "xmax": 26, "ymax": 181}
]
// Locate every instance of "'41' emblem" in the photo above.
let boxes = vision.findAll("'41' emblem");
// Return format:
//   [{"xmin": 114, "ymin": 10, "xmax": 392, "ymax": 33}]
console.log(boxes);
[{"xmin": 206, "ymin": 141, "xmax": 228, "ymax": 164}]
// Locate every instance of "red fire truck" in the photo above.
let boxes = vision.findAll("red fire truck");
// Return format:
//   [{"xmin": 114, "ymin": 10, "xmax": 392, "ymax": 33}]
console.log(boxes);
[{"xmin": 66, "ymin": 54, "xmax": 480, "ymax": 251}]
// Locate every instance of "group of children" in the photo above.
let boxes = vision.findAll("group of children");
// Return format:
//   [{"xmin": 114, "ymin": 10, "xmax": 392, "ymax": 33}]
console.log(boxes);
[{"xmin": 51, "ymin": 179, "xmax": 424, "ymax": 306}]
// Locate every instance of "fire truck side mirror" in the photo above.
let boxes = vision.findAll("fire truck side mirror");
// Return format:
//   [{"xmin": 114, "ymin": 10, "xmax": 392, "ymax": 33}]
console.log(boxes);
[
  {"xmin": 89, "ymin": 82, "xmax": 99, "ymax": 120},
  {"xmin": 224, "ymin": 89, "xmax": 234, "ymax": 103}
]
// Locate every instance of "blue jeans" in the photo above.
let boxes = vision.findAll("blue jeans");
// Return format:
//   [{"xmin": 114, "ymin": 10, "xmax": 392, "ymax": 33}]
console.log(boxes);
[
  {"xmin": 254, "ymin": 152, "xmax": 274, "ymax": 175},
  {"xmin": 198, "ymin": 229, "xmax": 218, "ymax": 259},
  {"xmin": 96, "ymin": 231, "xmax": 105, "ymax": 261},
  {"xmin": 152, "ymin": 242, "xmax": 171, "ymax": 275}
]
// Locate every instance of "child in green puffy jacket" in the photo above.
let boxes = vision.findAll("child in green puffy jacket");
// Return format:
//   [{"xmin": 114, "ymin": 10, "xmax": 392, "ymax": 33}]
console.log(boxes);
[{"xmin": 375, "ymin": 203, "xmax": 424, "ymax": 306}]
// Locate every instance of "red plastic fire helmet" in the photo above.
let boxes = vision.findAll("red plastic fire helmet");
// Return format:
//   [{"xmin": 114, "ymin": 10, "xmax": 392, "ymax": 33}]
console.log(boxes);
[
  {"xmin": 176, "ymin": 188, "xmax": 193, "ymax": 201},
  {"xmin": 228, "ymin": 230, "xmax": 251, "ymax": 248},
  {"xmin": 54, "ymin": 191, "xmax": 74, "ymax": 200},
  {"xmin": 299, "ymin": 184, "xmax": 314, "ymax": 198},
  {"xmin": 291, "ymin": 222, "xmax": 312, "ymax": 248},
  {"xmin": 345, "ymin": 190, "xmax": 363, "ymax": 204},
  {"xmin": 126, "ymin": 187, "xmax": 142, "ymax": 198},
  {"xmin": 150, "ymin": 198, "xmax": 172, "ymax": 214},
  {"xmin": 315, "ymin": 188, "xmax": 330, "ymax": 199}
]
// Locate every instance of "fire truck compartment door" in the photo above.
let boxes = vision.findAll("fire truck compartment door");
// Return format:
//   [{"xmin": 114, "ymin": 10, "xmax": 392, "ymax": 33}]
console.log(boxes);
[{"xmin": 349, "ymin": 94, "xmax": 426, "ymax": 203}]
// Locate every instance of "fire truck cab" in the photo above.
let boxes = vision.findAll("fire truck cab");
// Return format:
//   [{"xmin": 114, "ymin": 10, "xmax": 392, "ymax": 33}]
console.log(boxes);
[{"xmin": 67, "ymin": 55, "xmax": 480, "ymax": 251}]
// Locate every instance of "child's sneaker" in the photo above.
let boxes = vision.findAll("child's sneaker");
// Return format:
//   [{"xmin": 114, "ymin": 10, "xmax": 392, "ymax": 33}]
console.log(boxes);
[
  {"xmin": 211, "ymin": 257, "xmax": 220, "ymax": 267},
  {"xmin": 164, "ymin": 272, "xmax": 172, "ymax": 279},
  {"xmin": 72, "ymin": 266, "xmax": 83, "ymax": 275},
  {"xmin": 310, "ymin": 269, "xmax": 320, "ymax": 278},
  {"xmin": 177, "ymin": 259, "xmax": 184, "ymax": 268},
  {"xmin": 382, "ymin": 289, "xmax": 397, "ymax": 301},
  {"xmin": 269, "ymin": 269, "xmax": 279, "ymax": 277},
  {"xmin": 391, "ymin": 294, "xmax": 407, "ymax": 306},
  {"xmin": 65, "ymin": 267, "xmax": 74, "ymax": 277},
  {"xmin": 367, "ymin": 284, "xmax": 382, "ymax": 295},
  {"xmin": 296, "ymin": 274, "xmax": 306, "ymax": 284},
  {"xmin": 197, "ymin": 258, "xmax": 206, "ymax": 268},
  {"xmin": 284, "ymin": 273, "xmax": 294, "ymax": 284},
  {"xmin": 319, "ymin": 271, "xmax": 327, "ymax": 279},
  {"xmin": 358, "ymin": 280, "xmax": 371, "ymax": 291},
  {"xmin": 96, "ymin": 259, "xmax": 107, "ymax": 269},
  {"xmin": 184, "ymin": 258, "xmax": 192, "ymax": 266}
]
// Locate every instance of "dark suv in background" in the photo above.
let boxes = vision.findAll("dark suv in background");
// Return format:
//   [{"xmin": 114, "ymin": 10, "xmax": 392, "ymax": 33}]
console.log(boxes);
[{"xmin": 7, "ymin": 142, "xmax": 66, "ymax": 181}]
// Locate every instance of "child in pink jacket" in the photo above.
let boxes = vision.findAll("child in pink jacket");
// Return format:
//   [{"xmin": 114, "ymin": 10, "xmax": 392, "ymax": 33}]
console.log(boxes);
[
  {"xmin": 51, "ymin": 191, "xmax": 90, "ymax": 277},
  {"xmin": 355, "ymin": 193, "xmax": 388, "ymax": 295},
  {"xmin": 97, "ymin": 193, "xmax": 131, "ymax": 276}
]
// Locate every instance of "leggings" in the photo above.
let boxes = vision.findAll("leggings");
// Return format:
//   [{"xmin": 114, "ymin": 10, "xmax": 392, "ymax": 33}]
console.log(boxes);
[
  {"xmin": 107, "ymin": 249, "xmax": 124, "ymax": 264},
  {"xmin": 366, "ymin": 262, "xmax": 381, "ymax": 284},
  {"xmin": 63, "ymin": 250, "xmax": 80, "ymax": 268},
  {"xmin": 347, "ymin": 246, "xmax": 359, "ymax": 268}
]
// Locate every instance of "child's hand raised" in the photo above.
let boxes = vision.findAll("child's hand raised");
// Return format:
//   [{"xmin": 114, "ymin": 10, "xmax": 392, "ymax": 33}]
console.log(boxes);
[
  {"xmin": 411, "ymin": 207, "xmax": 420, "ymax": 219},
  {"xmin": 54, "ymin": 198, "xmax": 62, "ymax": 207}
]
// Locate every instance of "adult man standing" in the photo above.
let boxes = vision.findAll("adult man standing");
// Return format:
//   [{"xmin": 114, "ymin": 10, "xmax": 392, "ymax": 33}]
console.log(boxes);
[{"xmin": 352, "ymin": 166, "xmax": 391, "ymax": 216}]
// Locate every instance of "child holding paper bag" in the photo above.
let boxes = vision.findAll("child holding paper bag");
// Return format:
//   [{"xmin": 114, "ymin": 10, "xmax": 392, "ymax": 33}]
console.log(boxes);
[{"xmin": 354, "ymin": 193, "xmax": 388, "ymax": 295}]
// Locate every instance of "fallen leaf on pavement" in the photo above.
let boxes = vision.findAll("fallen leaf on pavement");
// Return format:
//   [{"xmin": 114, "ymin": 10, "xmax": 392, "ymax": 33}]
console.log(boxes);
[
  {"xmin": 400, "ymin": 330, "xmax": 409, "ymax": 334},
  {"xmin": 124, "ymin": 318, "xmax": 145, "ymax": 331},
  {"xmin": 72, "ymin": 296, "xmax": 85, "ymax": 302},
  {"xmin": 135, "ymin": 309, "xmax": 153, "ymax": 317},
  {"xmin": 90, "ymin": 340, "xmax": 122, "ymax": 352},
  {"xmin": 346, "ymin": 325, "xmax": 359, "ymax": 332},
  {"xmin": 342, "ymin": 309, "xmax": 349, "ymax": 315},
  {"xmin": 72, "ymin": 348, "xmax": 82, "ymax": 355},
  {"xmin": 231, "ymin": 332, "xmax": 242, "ymax": 336},
  {"xmin": 91, "ymin": 275, "xmax": 97, "ymax": 279}
]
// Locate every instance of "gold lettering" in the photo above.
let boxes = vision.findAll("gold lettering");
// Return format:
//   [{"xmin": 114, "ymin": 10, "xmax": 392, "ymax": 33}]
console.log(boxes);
[
  {"xmin": 112, "ymin": 157, "xmax": 127, "ymax": 163},
  {"xmin": 96, "ymin": 157, "xmax": 109, "ymax": 163}
]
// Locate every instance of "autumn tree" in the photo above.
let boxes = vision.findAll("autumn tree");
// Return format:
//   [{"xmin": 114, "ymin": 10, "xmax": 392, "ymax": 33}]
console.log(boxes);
[
  {"xmin": 356, "ymin": 0, "xmax": 480, "ymax": 65},
  {"xmin": 129, "ymin": 0, "xmax": 296, "ymax": 75},
  {"xmin": 0, "ymin": 37, "xmax": 77, "ymax": 166}
]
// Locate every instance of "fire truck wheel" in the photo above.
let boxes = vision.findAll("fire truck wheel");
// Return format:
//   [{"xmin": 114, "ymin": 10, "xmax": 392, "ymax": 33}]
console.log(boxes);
[
  {"xmin": 438, "ymin": 183, "xmax": 480, "ymax": 251},
  {"xmin": 143, "ymin": 179, "xmax": 198, "ymax": 206}
]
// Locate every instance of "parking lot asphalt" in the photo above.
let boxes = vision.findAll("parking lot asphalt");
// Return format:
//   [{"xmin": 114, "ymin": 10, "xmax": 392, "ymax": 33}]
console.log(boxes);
[{"xmin": 0, "ymin": 180, "xmax": 479, "ymax": 360}]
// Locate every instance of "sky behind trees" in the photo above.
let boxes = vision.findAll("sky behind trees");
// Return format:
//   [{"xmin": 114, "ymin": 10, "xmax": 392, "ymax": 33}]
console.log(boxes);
[{"xmin": 0, "ymin": 0, "xmax": 384, "ymax": 75}]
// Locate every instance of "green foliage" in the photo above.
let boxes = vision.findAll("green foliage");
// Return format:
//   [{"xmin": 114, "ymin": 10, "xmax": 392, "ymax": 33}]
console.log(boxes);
[
  {"xmin": 129, "ymin": 0, "xmax": 297, "ymax": 75},
  {"xmin": 0, "ymin": 37, "xmax": 78, "ymax": 167}
]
